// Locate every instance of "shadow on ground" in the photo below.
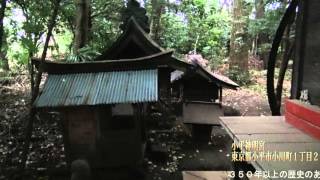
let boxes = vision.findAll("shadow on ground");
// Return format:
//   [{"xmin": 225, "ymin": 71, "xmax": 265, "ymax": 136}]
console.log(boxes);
[{"xmin": 142, "ymin": 124, "xmax": 234, "ymax": 180}]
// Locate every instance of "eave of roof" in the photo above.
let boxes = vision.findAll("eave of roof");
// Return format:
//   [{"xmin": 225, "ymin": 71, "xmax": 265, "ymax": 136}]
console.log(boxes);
[
  {"xmin": 32, "ymin": 51, "xmax": 173, "ymax": 74},
  {"xmin": 170, "ymin": 58, "xmax": 239, "ymax": 90},
  {"xmin": 197, "ymin": 64, "xmax": 239, "ymax": 89},
  {"xmin": 32, "ymin": 50, "xmax": 238, "ymax": 89}
]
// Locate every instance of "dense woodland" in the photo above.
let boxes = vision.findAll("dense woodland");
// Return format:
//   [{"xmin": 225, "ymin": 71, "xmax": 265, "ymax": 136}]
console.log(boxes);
[{"xmin": 0, "ymin": 0, "xmax": 292, "ymax": 83}]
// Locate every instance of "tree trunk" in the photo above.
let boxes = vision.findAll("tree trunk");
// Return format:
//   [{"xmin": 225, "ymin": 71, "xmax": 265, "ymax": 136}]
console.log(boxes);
[
  {"xmin": 0, "ymin": 49, "xmax": 9, "ymax": 71},
  {"xmin": 255, "ymin": 0, "xmax": 269, "ymax": 69},
  {"xmin": 21, "ymin": 0, "xmax": 61, "ymax": 170},
  {"xmin": 275, "ymin": 42, "xmax": 294, "ymax": 111},
  {"xmin": 150, "ymin": 0, "xmax": 164, "ymax": 42},
  {"xmin": 229, "ymin": 0, "xmax": 249, "ymax": 72},
  {"xmin": 0, "ymin": 0, "xmax": 9, "ymax": 71},
  {"xmin": 74, "ymin": 0, "xmax": 90, "ymax": 51}
]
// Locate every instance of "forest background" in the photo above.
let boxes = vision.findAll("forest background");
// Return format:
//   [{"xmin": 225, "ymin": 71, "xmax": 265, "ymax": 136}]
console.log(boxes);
[{"xmin": 0, "ymin": 0, "xmax": 293, "ymax": 86}]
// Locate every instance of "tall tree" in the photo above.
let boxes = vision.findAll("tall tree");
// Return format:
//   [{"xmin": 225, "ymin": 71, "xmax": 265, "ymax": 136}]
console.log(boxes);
[
  {"xmin": 73, "ymin": 0, "xmax": 90, "ymax": 51},
  {"xmin": 0, "ymin": 0, "xmax": 9, "ymax": 71},
  {"xmin": 229, "ymin": 0, "xmax": 249, "ymax": 73},
  {"xmin": 255, "ymin": 0, "xmax": 269, "ymax": 69},
  {"xmin": 89, "ymin": 0, "xmax": 124, "ymax": 51},
  {"xmin": 21, "ymin": 0, "xmax": 61, "ymax": 170},
  {"xmin": 150, "ymin": 0, "xmax": 165, "ymax": 42},
  {"xmin": 14, "ymin": 0, "xmax": 53, "ymax": 92}
]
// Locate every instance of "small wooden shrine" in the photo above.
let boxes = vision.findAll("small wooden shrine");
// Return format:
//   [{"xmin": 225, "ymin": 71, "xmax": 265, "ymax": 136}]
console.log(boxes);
[
  {"xmin": 171, "ymin": 60, "xmax": 238, "ymax": 141},
  {"xmin": 171, "ymin": 63, "xmax": 238, "ymax": 126},
  {"xmin": 32, "ymin": 0, "xmax": 178, "ymax": 168},
  {"xmin": 32, "ymin": 0, "xmax": 239, "ymax": 170},
  {"xmin": 33, "ymin": 53, "xmax": 170, "ymax": 168}
]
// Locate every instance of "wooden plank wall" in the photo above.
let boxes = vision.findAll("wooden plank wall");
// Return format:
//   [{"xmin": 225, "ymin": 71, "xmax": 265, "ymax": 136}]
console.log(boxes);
[
  {"xmin": 183, "ymin": 103, "xmax": 222, "ymax": 125},
  {"xmin": 292, "ymin": 0, "xmax": 320, "ymax": 106}
]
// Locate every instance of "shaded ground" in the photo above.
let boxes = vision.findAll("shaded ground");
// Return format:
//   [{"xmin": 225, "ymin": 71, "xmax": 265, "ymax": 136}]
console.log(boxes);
[
  {"xmin": 0, "ymin": 75, "xmax": 65, "ymax": 180},
  {"xmin": 143, "ymin": 124, "xmax": 233, "ymax": 180},
  {"xmin": 0, "ymin": 72, "xmax": 290, "ymax": 179},
  {"xmin": 222, "ymin": 68, "xmax": 291, "ymax": 116},
  {"xmin": 223, "ymin": 88, "xmax": 271, "ymax": 116},
  {"xmin": 179, "ymin": 126, "xmax": 233, "ymax": 171}
]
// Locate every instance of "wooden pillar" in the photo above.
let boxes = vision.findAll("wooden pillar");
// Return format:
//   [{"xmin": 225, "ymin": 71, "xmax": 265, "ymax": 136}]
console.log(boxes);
[
  {"xmin": 61, "ymin": 111, "xmax": 72, "ymax": 167},
  {"xmin": 219, "ymin": 86, "xmax": 223, "ymax": 104},
  {"xmin": 291, "ymin": 0, "xmax": 308, "ymax": 99}
]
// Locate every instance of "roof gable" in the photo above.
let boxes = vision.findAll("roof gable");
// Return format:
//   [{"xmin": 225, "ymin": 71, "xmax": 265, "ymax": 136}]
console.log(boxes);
[
  {"xmin": 170, "ymin": 60, "xmax": 239, "ymax": 90},
  {"xmin": 96, "ymin": 17, "xmax": 164, "ymax": 60}
]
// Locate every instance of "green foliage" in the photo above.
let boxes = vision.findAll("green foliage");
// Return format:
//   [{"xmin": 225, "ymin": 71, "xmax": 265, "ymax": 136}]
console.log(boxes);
[
  {"xmin": 247, "ymin": 0, "xmax": 287, "ymax": 53},
  {"xmin": 52, "ymin": 31, "xmax": 73, "ymax": 54},
  {"xmin": 156, "ymin": 0, "xmax": 231, "ymax": 69},
  {"xmin": 159, "ymin": 12, "xmax": 189, "ymax": 53},
  {"xmin": 89, "ymin": 17, "xmax": 121, "ymax": 52},
  {"xmin": 245, "ymin": 67, "xmax": 292, "ymax": 97},
  {"xmin": 15, "ymin": 0, "xmax": 55, "ymax": 56},
  {"xmin": 227, "ymin": 66, "xmax": 252, "ymax": 86},
  {"xmin": 3, "ymin": 9, "xmax": 29, "ymax": 70},
  {"xmin": 89, "ymin": 0, "xmax": 124, "ymax": 51},
  {"xmin": 8, "ymin": 42, "xmax": 29, "ymax": 65},
  {"xmin": 248, "ymin": 12, "xmax": 284, "ymax": 39},
  {"xmin": 65, "ymin": 45, "xmax": 100, "ymax": 62},
  {"xmin": 0, "ymin": 0, "xmax": 291, "ymax": 75}
]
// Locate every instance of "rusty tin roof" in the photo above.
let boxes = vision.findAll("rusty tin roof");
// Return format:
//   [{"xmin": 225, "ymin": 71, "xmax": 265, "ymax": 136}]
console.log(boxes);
[{"xmin": 34, "ymin": 69, "xmax": 158, "ymax": 108}]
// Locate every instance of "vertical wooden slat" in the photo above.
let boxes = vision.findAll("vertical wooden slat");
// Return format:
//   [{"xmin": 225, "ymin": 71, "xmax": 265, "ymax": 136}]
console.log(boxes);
[{"xmin": 291, "ymin": 0, "xmax": 309, "ymax": 99}]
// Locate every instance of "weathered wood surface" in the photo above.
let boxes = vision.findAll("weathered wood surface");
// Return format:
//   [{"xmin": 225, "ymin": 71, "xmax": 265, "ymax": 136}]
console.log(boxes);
[
  {"xmin": 221, "ymin": 116, "xmax": 300, "ymax": 136},
  {"xmin": 292, "ymin": 0, "xmax": 320, "ymax": 106},
  {"xmin": 182, "ymin": 75, "xmax": 219, "ymax": 102},
  {"xmin": 299, "ymin": 0, "xmax": 320, "ymax": 106},
  {"xmin": 32, "ymin": 51, "xmax": 173, "ymax": 74},
  {"xmin": 236, "ymin": 133, "xmax": 315, "ymax": 143},
  {"xmin": 220, "ymin": 116, "xmax": 320, "ymax": 173},
  {"xmin": 183, "ymin": 102, "xmax": 222, "ymax": 125}
]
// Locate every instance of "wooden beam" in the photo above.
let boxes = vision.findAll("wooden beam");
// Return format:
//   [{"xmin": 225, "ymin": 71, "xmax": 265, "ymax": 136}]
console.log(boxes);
[{"xmin": 32, "ymin": 51, "xmax": 173, "ymax": 74}]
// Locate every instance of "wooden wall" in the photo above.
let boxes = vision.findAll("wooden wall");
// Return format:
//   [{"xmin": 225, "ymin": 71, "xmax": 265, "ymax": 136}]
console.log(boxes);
[
  {"xmin": 63, "ymin": 105, "xmax": 144, "ymax": 168},
  {"xmin": 159, "ymin": 67, "xmax": 172, "ymax": 100},
  {"xmin": 292, "ymin": 0, "xmax": 320, "ymax": 106},
  {"xmin": 95, "ymin": 104, "xmax": 143, "ymax": 167},
  {"xmin": 183, "ymin": 102, "xmax": 222, "ymax": 125},
  {"xmin": 182, "ymin": 75, "xmax": 219, "ymax": 102},
  {"xmin": 65, "ymin": 108, "xmax": 97, "ymax": 163}
]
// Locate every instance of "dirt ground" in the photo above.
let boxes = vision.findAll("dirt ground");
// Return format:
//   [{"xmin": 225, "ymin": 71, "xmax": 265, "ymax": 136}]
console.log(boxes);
[
  {"xmin": 140, "ymin": 122, "xmax": 234, "ymax": 180},
  {"xmin": 0, "ymin": 73, "xmax": 285, "ymax": 179},
  {"xmin": 223, "ymin": 88, "xmax": 271, "ymax": 116}
]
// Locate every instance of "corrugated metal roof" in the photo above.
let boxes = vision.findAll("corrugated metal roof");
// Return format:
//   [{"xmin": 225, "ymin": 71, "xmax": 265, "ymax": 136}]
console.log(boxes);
[{"xmin": 34, "ymin": 69, "xmax": 158, "ymax": 108}]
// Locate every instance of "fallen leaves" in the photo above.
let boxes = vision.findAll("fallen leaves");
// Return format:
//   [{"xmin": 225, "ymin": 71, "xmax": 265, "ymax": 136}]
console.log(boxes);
[{"xmin": 0, "ymin": 75, "xmax": 66, "ymax": 179}]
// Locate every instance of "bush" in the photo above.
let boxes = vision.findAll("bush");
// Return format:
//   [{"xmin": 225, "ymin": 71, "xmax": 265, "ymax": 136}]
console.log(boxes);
[
  {"xmin": 65, "ymin": 45, "xmax": 101, "ymax": 62},
  {"xmin": 227, "ymin": 66, "xmax": 251, "ymax": 86}
]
